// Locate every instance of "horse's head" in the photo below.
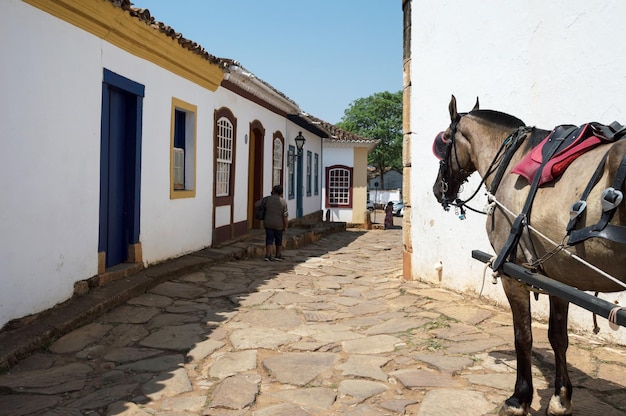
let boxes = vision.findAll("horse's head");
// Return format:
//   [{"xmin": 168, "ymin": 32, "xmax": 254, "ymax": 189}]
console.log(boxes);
[{"xmin": 433, "ymin": 95, "xmax": 479, "ymax": 210}]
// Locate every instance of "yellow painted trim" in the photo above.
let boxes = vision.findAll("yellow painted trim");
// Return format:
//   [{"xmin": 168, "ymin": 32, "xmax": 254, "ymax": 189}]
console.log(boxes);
[
  {"xmin": 23, "ymin": 0, "xmax": 223, "ymax": 91},
  {"xmin": 352, "ymin": 147, "xmax": 369, "ymax": 224},
  {"xmin": 170, "ymin": 97, "xmax": 197, "ymax": 199}
]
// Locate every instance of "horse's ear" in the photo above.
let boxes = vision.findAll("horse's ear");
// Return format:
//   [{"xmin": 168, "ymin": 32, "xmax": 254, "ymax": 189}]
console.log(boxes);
[
  {"xmin": 472, "ymin": 96, "xmax": 479, "ymax": 111},
  {"xmin": 449, "ymin": 95, "xmax": 458, "ymax": 121}
]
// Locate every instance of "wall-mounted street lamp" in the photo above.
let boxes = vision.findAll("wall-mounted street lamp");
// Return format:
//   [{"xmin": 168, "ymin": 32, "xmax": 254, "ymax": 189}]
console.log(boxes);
[{"xmin": 287, "ymin": 131, "xmax": 306, "ymax": 168}]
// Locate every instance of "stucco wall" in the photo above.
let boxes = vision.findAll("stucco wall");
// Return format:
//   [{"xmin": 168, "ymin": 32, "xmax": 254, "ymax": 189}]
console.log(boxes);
[
  {"xmin": 352, "ymin": 146, "xmax": 370, "ymax": 224},
  {"xmin": 129, "ymin": 59, "xmax": 217, "ymax": 263},
  {"xmin": 1, "ymin": 0, "xmax": 224, "ymax": 325},
  {"xmin": 410, "ymin": 0, "xmax": 626, "ymax": 343},
  {"xmin": 2, "ymin": 1, "xmax": 105, "ymax": 325},
  {"xmin": 0, "ymin": 0, "xmax": 325, "ymax": 328}
]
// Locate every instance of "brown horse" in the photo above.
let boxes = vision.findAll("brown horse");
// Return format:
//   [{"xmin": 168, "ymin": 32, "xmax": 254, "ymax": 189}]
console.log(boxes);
[{"xmin": 432, "ymin": 96, "xmax": 626, "ymax": 415}]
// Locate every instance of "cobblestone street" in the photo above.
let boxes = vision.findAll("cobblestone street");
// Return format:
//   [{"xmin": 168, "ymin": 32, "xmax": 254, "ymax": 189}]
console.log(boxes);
[{"xmin": 1, "ymin": 226, "xmax": 626, "ymax": 415}]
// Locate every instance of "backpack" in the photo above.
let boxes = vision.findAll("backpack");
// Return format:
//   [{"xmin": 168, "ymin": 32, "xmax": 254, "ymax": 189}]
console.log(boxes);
[{"xmin": 255, "ymin": 197, "xmax": 268, "ymax": 220}]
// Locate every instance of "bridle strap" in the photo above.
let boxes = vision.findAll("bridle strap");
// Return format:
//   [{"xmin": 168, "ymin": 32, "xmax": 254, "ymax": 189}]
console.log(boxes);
[
  {"xmin": 488, "ymin": 127, "xmax": 531, "ymax": 194},
  {"xmin": 438, "ymin": 114, "xmax": 530, "ymax": 218},
  {"xmin": 445, "ymin": 124, "xmax": 530, "ymax": 215},
  {"xmin": 437, "ymin": 115, "xmax": 463, "ymax": 210},
  {"xmin": 458, "ymin": 127, "xmax": 530, "ymax": 208}
]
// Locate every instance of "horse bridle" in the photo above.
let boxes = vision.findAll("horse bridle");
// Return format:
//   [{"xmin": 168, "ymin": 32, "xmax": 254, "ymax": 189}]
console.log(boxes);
[
  {"xmin": 436, "ymin": 113, "xmax": 472, "ymax": 212},
  {"xmin": 435, "ymin": 114, "xmax": 529, "ymax": 218}
]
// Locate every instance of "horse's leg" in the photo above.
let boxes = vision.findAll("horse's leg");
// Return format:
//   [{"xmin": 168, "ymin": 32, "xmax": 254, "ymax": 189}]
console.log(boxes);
[
  {"xmin": 500, "ymin": 276, "xmax": 533, "ymax": 416},
  {"xmin": 546, "ymin": 295, "xmax": 573, "ymax": 416}
]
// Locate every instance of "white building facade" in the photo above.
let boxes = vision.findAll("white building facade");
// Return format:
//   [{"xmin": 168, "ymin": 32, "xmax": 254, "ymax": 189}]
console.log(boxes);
[
  {"xmin": 1, "ymin": 0, "xmax": 370, "ymax": 329},
  {"xmin": 404, "ymin": 0, "xmax": 626, "ymax": 343}
]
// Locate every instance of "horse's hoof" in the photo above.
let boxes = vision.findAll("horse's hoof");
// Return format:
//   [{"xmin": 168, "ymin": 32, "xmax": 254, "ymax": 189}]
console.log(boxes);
[
  {"xmin": 499, "ymin": 403, "xmax": 530, "ymax": 416},
  {"xmin": 546, "ymin": 393, "xmax": 573, "ymax": 415}
]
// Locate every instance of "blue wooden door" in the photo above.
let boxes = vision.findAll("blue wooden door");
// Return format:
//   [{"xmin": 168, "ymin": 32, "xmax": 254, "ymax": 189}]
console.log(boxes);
[
  {"xmin": 99, "ymin": 70, "xmax": 144, "ymax": 269},
  {"xmin": 106, "ymin": 89, "xmax": 130, "ymax": 266}
]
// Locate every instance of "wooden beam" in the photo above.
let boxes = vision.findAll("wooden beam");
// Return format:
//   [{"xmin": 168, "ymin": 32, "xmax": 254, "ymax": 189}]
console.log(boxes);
[{"xmin": 472, "ymin": 249, "xmax": 626, "ymax": 328}]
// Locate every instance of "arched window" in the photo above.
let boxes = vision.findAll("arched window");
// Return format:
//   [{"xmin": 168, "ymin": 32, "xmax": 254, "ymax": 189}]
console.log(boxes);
[
  {"xmin": 214, "ymin": 107, "xmax": 237, "ymax": 201},
  {"xmin": 215, "ymin": 117, "xmax": 233, "ymax": 196},
  {"xmin": 272, "ymin": 135, "xmax": 283, "ymax": 187}
]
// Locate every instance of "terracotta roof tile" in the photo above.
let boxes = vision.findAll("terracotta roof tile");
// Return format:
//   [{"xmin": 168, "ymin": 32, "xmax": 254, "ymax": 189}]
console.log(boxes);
[
  {"xmin": 107, "ymin": 0, "xmax": 220, "ymax": 64},
  {"xmin": 304, "ymin": 114, "xmax": 379, "ymax": 145},
  {"xmin": 109, "ymin": 1, "xmax": 376, "ymax": 147}
]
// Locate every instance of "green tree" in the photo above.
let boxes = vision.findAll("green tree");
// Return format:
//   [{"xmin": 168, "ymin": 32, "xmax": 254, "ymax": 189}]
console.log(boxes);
[{"xmin": 336, "ymin": 90, "xmax": 403, "ymax": 189}]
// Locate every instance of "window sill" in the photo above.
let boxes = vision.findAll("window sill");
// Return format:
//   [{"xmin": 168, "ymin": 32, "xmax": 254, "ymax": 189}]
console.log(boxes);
[{"xmin": 170, "ymin": 189, "xmax": 196, "ymax": 199}]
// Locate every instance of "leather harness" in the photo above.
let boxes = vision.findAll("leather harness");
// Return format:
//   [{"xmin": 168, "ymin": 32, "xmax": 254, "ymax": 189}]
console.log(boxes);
[{"xmin": 489, "ymin": 122, "xmax": 626, "ymax": 272}]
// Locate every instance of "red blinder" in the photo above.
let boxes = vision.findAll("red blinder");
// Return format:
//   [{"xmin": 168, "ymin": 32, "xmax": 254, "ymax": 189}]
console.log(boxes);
[{"xmin": 432, "ymin": 131, "xmax": 448, "ymax": 160}]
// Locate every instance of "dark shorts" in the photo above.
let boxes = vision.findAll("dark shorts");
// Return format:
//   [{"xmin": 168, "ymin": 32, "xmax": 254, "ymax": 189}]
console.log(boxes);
[{"xmin": 265, "ymin": 228, "xmax": 283, "ymax": 246}]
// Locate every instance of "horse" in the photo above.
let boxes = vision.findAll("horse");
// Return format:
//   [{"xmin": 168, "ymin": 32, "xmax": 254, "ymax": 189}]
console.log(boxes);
[{"xmin": 432, "ymin": 95, "xmax": 626, "ymax": 416}]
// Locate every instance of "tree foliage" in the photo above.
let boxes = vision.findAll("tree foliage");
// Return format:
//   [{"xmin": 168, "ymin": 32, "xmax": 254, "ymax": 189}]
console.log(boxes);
[{"xmin": 336, "ymin": 90, "xmax": 403, "ymax": 189}]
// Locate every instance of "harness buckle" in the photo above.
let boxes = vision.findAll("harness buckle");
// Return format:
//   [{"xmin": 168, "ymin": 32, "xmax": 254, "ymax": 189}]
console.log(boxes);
[
  {"xmin": 569, "ymin": 200, "xmax": 587, "ymax": 220},
  {"xmin": 600, "ymin": 187, "xmax": 623, "ymax": 212}
]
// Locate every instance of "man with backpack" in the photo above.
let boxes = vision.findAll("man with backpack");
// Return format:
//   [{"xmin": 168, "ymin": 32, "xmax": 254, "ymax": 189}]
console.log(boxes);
[{"xmin": 256, "ymin": 185, "xmax": 288, "ymax": 261}]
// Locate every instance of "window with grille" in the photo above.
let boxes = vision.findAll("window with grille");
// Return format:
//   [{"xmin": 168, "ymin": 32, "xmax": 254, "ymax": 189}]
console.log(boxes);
[
  {"xmin": 216, "ymin": 117, "xmax": 233, "ymax": 197},
  {"xmin": 273, "ymin": 137, "xmax": 283, "ymax": 187},
  {"xmin": 170, "ymin": 98, "xmax": 196, "ymax": 199},
  {"xmin": 326, "ymin": 165, "xmax": 353, "ymax": 208}
]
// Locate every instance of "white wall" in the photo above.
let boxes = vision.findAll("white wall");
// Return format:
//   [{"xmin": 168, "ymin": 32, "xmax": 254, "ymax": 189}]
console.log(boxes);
[
  {"xmin": 1, "ymin": 0, "xmax": 217, "ymax": 327},
  {"xmin": 1, "ymin": 0, "xmax": 327, "ymax": 329},
  {"xmin": 213, "ymin": 87, "xmax": 283, "ymax": 225},
  {"xmin": 108, "ymin": 49, "xmax": 218, "ymax": 263},
  {"xmin": 1, "ymin": 1, "xmax": 104, "ymax": 326},
  {"xmin": 212, "ymin": 87, "xmax": 324, "ymax": 222},
  {"xmin": 410, "ymin": 0, "xmax": 626, "ymax": 343}
]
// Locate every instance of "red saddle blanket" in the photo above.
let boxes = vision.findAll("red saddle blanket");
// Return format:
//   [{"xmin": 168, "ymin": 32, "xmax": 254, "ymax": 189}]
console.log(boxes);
[{"xmin": 512, "ymin": 123, "xmax": 602, "ymax": 186}]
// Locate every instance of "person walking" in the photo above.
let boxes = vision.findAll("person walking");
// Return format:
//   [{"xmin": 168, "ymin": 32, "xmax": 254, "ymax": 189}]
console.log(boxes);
[{"xmin": 258, "ymin": 185, "xmax": 288, "ymax": 261}]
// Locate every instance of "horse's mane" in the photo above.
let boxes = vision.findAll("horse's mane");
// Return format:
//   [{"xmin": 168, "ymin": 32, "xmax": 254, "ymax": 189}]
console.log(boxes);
[
  {"xmin": 468, "ymin": 109, "xmax": 525, "ymax": 129},
  {"xmin": 469, "ymin": 109, "xmax": 550, "ymax": 149}
]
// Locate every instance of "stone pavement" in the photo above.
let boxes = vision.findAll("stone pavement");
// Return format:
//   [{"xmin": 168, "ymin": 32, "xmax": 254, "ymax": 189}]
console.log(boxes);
[{"xmin": 1, "ymin": 224, "xmax": 626, "ymax": 415}]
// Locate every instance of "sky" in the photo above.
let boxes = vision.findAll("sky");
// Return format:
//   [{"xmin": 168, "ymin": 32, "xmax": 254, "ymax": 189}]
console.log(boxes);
[{"xmin": 130, "ymin": 1, "xmax": 403, "ymax": 124}]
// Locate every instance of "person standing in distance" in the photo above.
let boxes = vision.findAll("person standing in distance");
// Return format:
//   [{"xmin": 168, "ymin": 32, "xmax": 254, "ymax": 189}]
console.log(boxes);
[
  {"xmin": 261, "ymin": 185, "xmax": 288, "ymax": 261},
  {"xmin": 384, "ymin": 201, "xmax": 394, "ymax": 229}
]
